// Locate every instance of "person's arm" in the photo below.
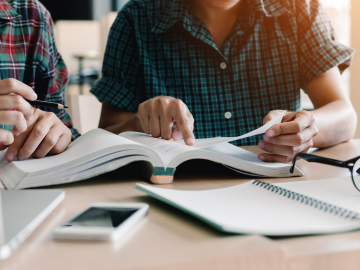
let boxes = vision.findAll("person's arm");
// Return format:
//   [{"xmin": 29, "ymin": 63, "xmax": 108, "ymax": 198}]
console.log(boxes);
[
  {"xmin": 98, "ymin": 104, "xmax": 142, "ymax": 134},
  {"xmin": 306, "ymin": 67, "xmax": 356, "ymax": 147},
  {"xmin": 93, "ymin": 10, "xmax": 195, "ymax": 145},
  {"xmin": 5, "ymin": 7, "xmax": 76, "ymax": 161},
  {"xmin": 258, "ymin": 67, "xmax": 356, "ymax": 163},
  {"xmin": 257, "ymin": 0, "xmax": 356, "ymax": 163}
]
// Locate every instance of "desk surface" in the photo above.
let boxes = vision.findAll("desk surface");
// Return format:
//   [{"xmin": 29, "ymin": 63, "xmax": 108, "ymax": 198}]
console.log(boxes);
[{"xmin": 2, "ymin": 140, "xmax": 360, "ymax": 270}]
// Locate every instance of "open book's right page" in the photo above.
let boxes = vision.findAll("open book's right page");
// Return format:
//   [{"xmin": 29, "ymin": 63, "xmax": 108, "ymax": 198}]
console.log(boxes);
[{"xmin": 189, "ymin": 110, "xmax": 286, "ymax": 148}]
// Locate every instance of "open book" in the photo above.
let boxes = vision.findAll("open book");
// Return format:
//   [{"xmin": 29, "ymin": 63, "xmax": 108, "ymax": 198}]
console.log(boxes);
[
  {"xmin": 136, "ymin": 177, "xmax": 360, "ymax": 236},
  {"xmin": 0, "ymin": 111, "xmax": 302, "ymax": 189}
]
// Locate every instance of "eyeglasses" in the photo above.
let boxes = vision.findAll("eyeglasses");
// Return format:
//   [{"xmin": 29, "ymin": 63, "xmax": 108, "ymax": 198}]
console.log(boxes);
[{"xmin": 290, "ymin": 153, "xmax": 360, "ymax": 192}]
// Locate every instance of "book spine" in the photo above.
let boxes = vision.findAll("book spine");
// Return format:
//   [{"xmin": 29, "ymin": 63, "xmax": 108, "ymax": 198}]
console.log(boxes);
[{"xmin": 150, "ymin": 167, "xmax": 176, "ymax": 185}]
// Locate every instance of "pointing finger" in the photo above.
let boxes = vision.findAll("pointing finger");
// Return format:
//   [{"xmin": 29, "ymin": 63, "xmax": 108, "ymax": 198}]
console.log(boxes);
[
  {"xmin": 0, "ymin": 79, "xmax": 37, "ymax": 100},
  {"xmin": 266, "ymin": 111, "xmax": 314, "ymax": 137}
]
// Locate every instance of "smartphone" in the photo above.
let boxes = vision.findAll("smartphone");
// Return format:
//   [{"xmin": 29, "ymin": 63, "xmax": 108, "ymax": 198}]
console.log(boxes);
[{"xmin": 52, "ymin": 202, "xmax": 149, "ymax": 241}]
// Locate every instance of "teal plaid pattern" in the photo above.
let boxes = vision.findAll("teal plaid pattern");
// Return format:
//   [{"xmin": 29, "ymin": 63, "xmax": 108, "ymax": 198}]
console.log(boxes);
[
  {"xmin": 0, "ymin": 0, "xmax": 79, "ymax": 140},
  {"xmin": 91, "ymin": 0, "xmax": 354, "ymax": 146}
]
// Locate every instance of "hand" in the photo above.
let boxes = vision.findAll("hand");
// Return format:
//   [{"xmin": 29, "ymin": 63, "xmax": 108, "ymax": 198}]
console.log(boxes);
[
  {"xmin": 137, "ymin": 96, "xmax": 195, "ymax": 145},
  {"xmin": 257, "ymin": 110, "xmax": 319, "ymax": 163},
  {"xmin": 5, "ymin": 109, "xmax": 72, "ymax": 161},
  {"xmin": 0, "ymin": 79, "xmax": 37, "ymax": 150}
]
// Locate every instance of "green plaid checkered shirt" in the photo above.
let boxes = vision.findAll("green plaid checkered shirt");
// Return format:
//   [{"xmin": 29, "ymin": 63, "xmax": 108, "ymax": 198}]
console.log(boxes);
[
  {"xmin": 0, "ymin": 0, "xmax": 79, "ymax": 140},
  {"xmin": 91, "ymin": 0, "xmax": 354, "ymax": 146}
]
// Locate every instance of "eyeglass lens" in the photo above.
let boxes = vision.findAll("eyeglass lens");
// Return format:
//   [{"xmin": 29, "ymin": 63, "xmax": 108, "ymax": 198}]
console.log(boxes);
[{"xmin": 352, "ymin": 159, "xmax": 360, "ymax": 191}]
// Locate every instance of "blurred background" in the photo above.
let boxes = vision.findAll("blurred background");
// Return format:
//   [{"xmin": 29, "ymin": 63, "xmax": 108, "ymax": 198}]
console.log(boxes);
[{"xmin": 38, "ymin": 0, "xmax": 360, "ymax": 139}]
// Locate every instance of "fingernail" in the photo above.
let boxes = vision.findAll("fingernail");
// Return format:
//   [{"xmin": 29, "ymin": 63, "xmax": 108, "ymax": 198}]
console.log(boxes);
[
  {"xmin": 33, "ymin": 93, "xmax": 37, "ymax": 100},
  {"xmin": 258, "ymin": 155, "xmax": 265, "ymax": 161},
  {"xmin": 267, "ymin": 130, "xmax": 275, "ymax": 137},
  {"xmin": 186, "ymin": 138, "xmax": 195, "ymax": 145},
  {"xmin": 17, "ymin": 154, "xmax": 25, "ymax": 161},
  {"xmin": 258, "ymin": 141, "xmax": 264, "ymax": 149},
  {"xmin": 6, "ymin": 152, "xmax": 14, "ymax": 161},
  {"xmin": 264, "ymin": 135, "xmax": 270, "ymax": 142}
]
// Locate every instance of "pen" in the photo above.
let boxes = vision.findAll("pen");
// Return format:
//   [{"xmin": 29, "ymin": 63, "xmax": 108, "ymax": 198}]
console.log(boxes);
[{"xmin": 25, "ymin": 100, "xmax": 68, "ymax": 110}]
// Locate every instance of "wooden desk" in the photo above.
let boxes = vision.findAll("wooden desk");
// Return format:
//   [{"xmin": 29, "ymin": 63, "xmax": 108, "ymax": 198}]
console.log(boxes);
[{"xmin": 2, "ymin": 140, "xmax": 360, "ymax": 270}]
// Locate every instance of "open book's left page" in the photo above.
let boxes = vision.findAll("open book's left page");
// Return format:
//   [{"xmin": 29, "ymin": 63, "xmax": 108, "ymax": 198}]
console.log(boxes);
[
  {"xmin": 0, "ymin": 129, "xmax": 160, "ymax": 189},
  {"xmin": 7, "ymin": 129, "xmax": 141, "ymax": 173}
]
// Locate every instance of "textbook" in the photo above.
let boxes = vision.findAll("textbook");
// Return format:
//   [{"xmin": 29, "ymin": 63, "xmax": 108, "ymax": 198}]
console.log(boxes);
[
  {"xmin": 0, "ymin": 111, "xmax": 303, "ymax": 190},
  {"xmin": 136, "ymin": 177, "xmax": 360, "ymax": 236}
]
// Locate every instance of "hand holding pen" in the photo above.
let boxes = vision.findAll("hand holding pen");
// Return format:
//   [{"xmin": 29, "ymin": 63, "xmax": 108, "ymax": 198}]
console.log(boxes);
[
  {"xmin": 0, "ymin": 78, "xmax": 38, "ymax": 147},
  {"xmin": 0, "ymin": 78, "xmax": 71, "ymax": 161}
]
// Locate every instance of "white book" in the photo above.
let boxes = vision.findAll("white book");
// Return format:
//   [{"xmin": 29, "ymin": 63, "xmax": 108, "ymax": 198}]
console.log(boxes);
[
  {"xmin": 0, "ymin": 111, "xmax": 302, "ymax": 190},
  {"xmin": 136, "ymin": 177, "xmax": 360, "ymax": 236}
]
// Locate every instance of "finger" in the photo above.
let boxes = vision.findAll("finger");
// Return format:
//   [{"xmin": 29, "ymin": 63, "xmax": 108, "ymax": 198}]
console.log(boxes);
[
  {"xmin": 17, "ymin": 116, "xmax": 54, "ymax": 160},
  {"xmin": 159, "ymin": 100, "xmax": 173, "ymax": 140},
  {"xmin": 266, "ymin": 112, "xmax": 315, "ymax": 137},
  {"xmin": 260, "ymin": 138, "xmax": 313, "ymax": 163},
  {"xmin": 263, "ymin": 124, "xmax": 318, "ymax": 147},
  {"xmin": 0, "ymin": 79, "xmax": 37, "ymax": 100},
  {"xmin": 258, "ymin": 153, "xmax": 293, "ymax": 163},
  {"xmin": 258, "ymin": 139, "xmax": 313, "ymax": 163},
  {"xmin": 5, "ymin": 126, "xmax": 34, "ymax": 161},
  {"xmin": 172, "ymin": 126, "xmax": 182, "ymax": 141},
  {"xmin": 47, "ymin": 133, "xmax": 71, "ymax": 156},
  {"xmin": 137, "ymin": 104, "xmax": 150, "ymax": 134},
  {"xmin": 0, "ymin": 129, "xmax": 14, "ymax": 147},
  {"xmin": 138, "ymin": 115, "xmax": 150, "ymax": 134},
  {"xmin": 0, "ymin": 95, "xmax": 34, "ymax": 120},
  {"xmin": 32, "ymin": 126, "xmax": 62, "ymax": 158},
  {"xmin": 258, "ymin": 140, "xmax": 308, "ymax": 159},
  {"xmin": 160, "ymin": 118, "xmax": 173, "ymax": 140},
  {"xmin": 149, "ymin": 115, "xmax": 161, "ymax": 138},
  {"xmin": 174, "ymin": 114, "xmax": 194, "ymax": 145},
  {"xmin": 263, "ymin": 110, "xmax": 285, "ymax": 125},
  {"xmin": 0, "ymin": 111, "xmax": 27, "ymax": 134},
  {"xmin": 12, "ymin": 126, "xmax": 20, "ymax": 136}
]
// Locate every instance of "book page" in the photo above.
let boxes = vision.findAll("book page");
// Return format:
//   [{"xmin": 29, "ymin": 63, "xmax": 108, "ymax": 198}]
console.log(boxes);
[
  {"xmin": 205, "ymin": 143, "xmax": 289, "ymax": 168},
  {"xmin": 122, "ymin": 133, "xmax": 181, "ymax": 154},
  {"xmin": 9, "ymin": 129, "xmax": 143, "ymax": 173},
  {"xmin": 120, "ymin": 132, "xmax": 198, "ymax": 168}
]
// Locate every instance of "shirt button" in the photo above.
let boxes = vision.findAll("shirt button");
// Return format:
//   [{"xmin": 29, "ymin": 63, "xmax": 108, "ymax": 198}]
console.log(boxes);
[
  {"xmin": 225, "ymin": 112, "xmax": 232, "ymax": 119},
  {"xmin": 220, "ymin": 62, "xmax": 227, "ymax": 70}
]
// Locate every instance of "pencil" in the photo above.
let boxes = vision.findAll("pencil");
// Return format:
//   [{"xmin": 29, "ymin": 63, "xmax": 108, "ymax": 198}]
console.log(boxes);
[{"xmin": 25, "ymin": 100, "xmax": 68, "ymax": 109}]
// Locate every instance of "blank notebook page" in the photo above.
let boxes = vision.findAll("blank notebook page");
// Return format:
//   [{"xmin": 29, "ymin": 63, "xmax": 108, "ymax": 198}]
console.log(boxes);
[
  {"xmin": 275, "ymin": 177, "xmax": 360, "ymax": 214},
  {"xmin": 137, "ymin": 180, "xmax": 360, "ymax": 236}
]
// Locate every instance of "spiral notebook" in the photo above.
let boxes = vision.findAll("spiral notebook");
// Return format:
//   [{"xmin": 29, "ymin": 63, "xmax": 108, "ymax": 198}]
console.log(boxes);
[{"xmin": 136, "ymin": 177, "xmax": 360, "ymax": 236}]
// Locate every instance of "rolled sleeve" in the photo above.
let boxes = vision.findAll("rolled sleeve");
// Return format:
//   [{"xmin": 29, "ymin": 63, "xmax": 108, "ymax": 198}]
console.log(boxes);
[
  {"xmin": 91, "ymin": 11, "xmax": 143, "ymax": 113},
  {"xmin": 41, "ymin": 7, "xmax": 81, "ymax": 141},
  {"xmin": 298, "ymin": 0, "xmax": 355, "ymax": 89}
]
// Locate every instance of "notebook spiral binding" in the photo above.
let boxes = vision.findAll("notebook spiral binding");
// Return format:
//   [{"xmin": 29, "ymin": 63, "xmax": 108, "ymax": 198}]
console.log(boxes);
[{"xmin": 253, "ymin": 180, "xmax": 360, "ymax": 220}]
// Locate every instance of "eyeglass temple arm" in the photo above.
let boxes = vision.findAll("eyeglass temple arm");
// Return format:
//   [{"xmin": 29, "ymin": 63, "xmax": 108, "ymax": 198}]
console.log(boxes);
[{"xmin": 290, "ymin": 153, "xmax": 347, "ymax": 173}]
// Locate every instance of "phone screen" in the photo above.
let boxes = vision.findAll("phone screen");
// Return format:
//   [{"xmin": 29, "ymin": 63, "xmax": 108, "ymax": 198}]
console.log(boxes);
[{"xmin": 63, "ymin": 207, "xmax": 139, "ymax": 228}]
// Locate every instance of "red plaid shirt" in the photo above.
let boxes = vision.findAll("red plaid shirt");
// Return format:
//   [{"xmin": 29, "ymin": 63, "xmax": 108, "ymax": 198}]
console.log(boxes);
[{"xmin": 0, "ymin": 0, "xmax": 79, "ymax": 140}]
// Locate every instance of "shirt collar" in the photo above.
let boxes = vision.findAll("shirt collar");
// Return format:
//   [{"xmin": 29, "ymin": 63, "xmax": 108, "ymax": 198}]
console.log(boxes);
[
  {"xmin": 252, "ymin": 0, "xmax": 292, "ymax": 17},
  {"xmin": 152, "ymin": 0, "xmax": 189, "ymax": 34},
  {"xmin": 152, "ymin": 0, "xmax": 291, "ymax": 34},
  {"xmin": 0, "ymin": 0, "xmax": 21, "ymax": 20}
]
